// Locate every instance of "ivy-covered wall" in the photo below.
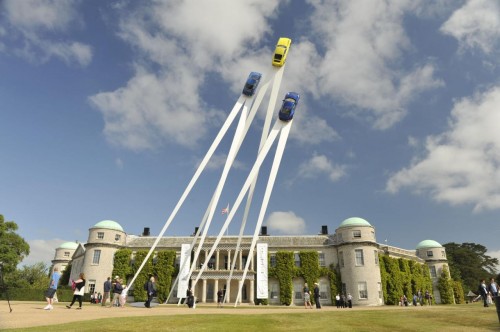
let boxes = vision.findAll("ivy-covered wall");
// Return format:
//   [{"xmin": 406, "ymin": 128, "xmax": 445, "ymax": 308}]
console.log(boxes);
[
  {"xmin": 112, "ymin": 249, "xmax": 177, "ymax": 302},
  {"xmin": 379, "ymin": 254, "xmax": 440, "ymax": 305},
  {"xmin": 268, "ymin": 250, "xmax": 339, "ymax": 306}
]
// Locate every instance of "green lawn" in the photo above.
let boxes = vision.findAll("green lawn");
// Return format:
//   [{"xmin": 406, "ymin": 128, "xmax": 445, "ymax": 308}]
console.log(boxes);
[{"xmin": 5, "ymin": 305, "xmax": 500, "ymax": 332}]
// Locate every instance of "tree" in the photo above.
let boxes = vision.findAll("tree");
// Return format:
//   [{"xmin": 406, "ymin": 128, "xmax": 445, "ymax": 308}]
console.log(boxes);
[
  {"xmin": 443, "ymin": 242, "xmax": 499, "ymax": 293},
  {"xmin": 0, "ymin": 215, "xmax": 30, "ymax": 273},
  {"xmin": 5, "ymin": 262, "xmax": 50, "ymax": 289},
  {"xmin": 437, "ymin": 266, "xmax": 454, "ymax": 304},
  {"xmin": 60, "ymin": 262, "xmax": 72, "ymax": 287}
]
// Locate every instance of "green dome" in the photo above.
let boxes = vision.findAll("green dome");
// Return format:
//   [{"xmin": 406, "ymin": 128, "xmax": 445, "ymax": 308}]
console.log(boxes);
[
  {"xmin": 338, "ymin": 217, "xmax": 372, "ymax": 228},
  {"xmin": 59, "ymin": 242, "xmax": 78, "ymax": 250},
  {"xmin": 92, "ymin": 220, "xmax": 124, "ymax": 232},
  {"xmin": 416, "ymin": 239, "xmax": 442, "ymax": 249}
]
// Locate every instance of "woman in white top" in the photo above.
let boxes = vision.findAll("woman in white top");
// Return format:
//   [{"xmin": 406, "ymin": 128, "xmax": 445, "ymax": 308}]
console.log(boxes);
[{"xmin": 66, "ymin": 273, "xmax": 86, "ymax": 309}]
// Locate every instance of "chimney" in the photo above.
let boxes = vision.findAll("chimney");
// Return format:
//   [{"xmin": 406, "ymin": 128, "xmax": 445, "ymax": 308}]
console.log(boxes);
[
  {"xmin": 260, "ymin": 226, "xmax": 268, "ymax": 236},
  {"xmin": 321, "ymin": 225, "xmax": 328, "ymax": 235},
  {"xmin": 193, "ymin": 227, "xmax": 199, "ymax": 236},
  {"xmin": 143, "ymin": 227, "xmax": 150, "ymax": 236}
]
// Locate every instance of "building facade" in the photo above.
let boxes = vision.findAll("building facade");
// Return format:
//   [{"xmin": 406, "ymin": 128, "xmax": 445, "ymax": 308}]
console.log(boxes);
[{"xmin": 52, "ymin": 217, "xmax": 449, "ymax": 306}]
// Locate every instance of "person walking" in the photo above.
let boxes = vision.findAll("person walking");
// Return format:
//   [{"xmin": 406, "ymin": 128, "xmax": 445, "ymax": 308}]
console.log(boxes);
[
  {"xmin": 101, "ymin": 277, "xmax": 112, "ymax": 307},
  {"xmin": 313, "ymin": 282, "xmax": 321, "ymax": 309},
  {"xmin": 478, "ymin": 279, "xmax": 489, "ymax": 307},
  {"xmin": 111, "ymin": 276, "xmax": 123, "ymax": 307},
  {"xmin": 66, "ymin": 273, "xmax": 86, "ymax": 309},
  {"xmin": 303, "ymin": 283, "xmax": 313, "ymax": 309},
  {"xmin": 144, "ymin": 276, "xmax": 156, "ymax": 308},
  {"xmin": 119, "ymin": 284, "xmax": 128, "ymax": 308},
  {"xmin": 43, "ymin": 267, "xmax": 60, "ymax": 310},
  {"xmin": 489, "ymin": 278, "xmax": 499, "ymax": 297},
  {"xmin": 217, "ymin": 289, "xmax": 224, "ymax": 308},
  {"xmin": 186, "ymin": 288, "xmax": 195, "ymax": 308},
  {"xmin": 347, "ymin": 293, "xmax": 353, "ymax": 308}
]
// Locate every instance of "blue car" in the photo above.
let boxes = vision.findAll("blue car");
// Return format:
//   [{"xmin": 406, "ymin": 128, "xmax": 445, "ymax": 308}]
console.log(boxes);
[
  {"xmin": 242, "ymin": 72, "xmax": 262, "ymax": 96},
  {"xmin": 278, "ymin": 92, "xmax": 300, "ymax": 121}
]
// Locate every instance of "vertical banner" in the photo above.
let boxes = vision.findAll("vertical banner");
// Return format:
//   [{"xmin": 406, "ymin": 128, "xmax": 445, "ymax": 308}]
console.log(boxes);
[
  {"xmin": 178, "ymin": 244, "xmax": 191, "ymax": 298},
  {"xmin": 256, "ymin": 243, "xmax": 268, "ymax": 299}
]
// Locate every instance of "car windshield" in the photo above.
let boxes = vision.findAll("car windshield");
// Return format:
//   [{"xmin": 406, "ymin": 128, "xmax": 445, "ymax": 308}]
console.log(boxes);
[{"xmin": 274, "ymin": 54, "xmax": 283, "ymax": 61}]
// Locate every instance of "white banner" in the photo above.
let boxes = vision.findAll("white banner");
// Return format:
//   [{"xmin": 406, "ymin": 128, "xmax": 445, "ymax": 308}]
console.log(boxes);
[
  {"xmin": 256, "ymin": 243, "xmax": 268, "ymax": 299},
  {"xmin": 178, "ymin": 244, "xmax": 191, "ymax": 298}
]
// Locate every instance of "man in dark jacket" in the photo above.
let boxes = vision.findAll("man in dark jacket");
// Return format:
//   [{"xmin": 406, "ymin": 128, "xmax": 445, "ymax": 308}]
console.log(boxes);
[
  {"xmin": 112, "ymin": 276, "xmax": 123, "ymax": 307},
  {"xmin": 102, "ymin": 277, "xmax": 112, "ymax": 307},
  {"xmin": 144, "ymin": 276, "xmax": 156, "ymax": 308},
  {"xmin": 478, "ymin": 279, "xmax": 489, "ymax": 307},
  {"xmin": 313, "ymin": 283, "xmax": 321, "ymax": 309}
]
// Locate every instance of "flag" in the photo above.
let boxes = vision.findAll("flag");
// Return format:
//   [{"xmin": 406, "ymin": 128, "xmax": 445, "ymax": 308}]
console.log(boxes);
[{"xmin": 222, "ymin": 204, "xmax": 229, "ymax": 215}]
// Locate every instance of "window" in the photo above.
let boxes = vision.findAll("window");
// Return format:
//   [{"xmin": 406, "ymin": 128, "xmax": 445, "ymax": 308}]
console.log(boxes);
[
  {"xmin": 294, "ymin": 282, "xmax": 303, "ymax": 300},
  {"xmin": 374, "ymin": 250, "xmax": 379, "ymax": 265},
  {"xmin": 97, "ymin": 232, "xmax": 104, "ymax": 239},
  {"xmin": 430, "ymin": 266, "xmax": 437, "ymax": 278},
  {"xmin": 270, "ymin": 255, "xmax": 276, "ymax": 268},
  {"xmin": 441, "ymin": 250, "xmax": 446, "ymax": 258},
  {"xmin": 207, "ymin": 283, "xmax": 214, "ymax": 300},
  {"xmin": 92, "ymin": 249, "xmax": 101, "ymax": 265},
  {"xmin": 353, "ymin": 230, "xmax": 361, "ymax": 238},
  {"xmin": 270, "ymin": 284, "xmax": 279, "ymax": 299},
  {"xmin": 294, "ymin": 253, "xmax": 301, "ymax": 267},
  {"xmin": 88, "ymin": 280, "xmax": 96, "ymax": 295},
  {"xmin": 319, "ymin": 253, "xmax": 325, "ymax": 267},
  {"xmin": 378, "ymin": 282, "xmax": 382, "ymax": 299},
  {"xmin": 115, "ymin": 234, "xmax": 121, "ymax": 241},
  {"xmin": 320, "ymin": 284, "xmax": 328, "ymax": 299},
  {"xmin": 427, "ymin": 250, "xmax": 433, "ymax": 257},
  {"xmin": 355, "ymin": 249, "xmax": 364, "ymax": 266},
  {"xmin": 339, "ymin": 251, "xmax": 344, "ymax": 268},
  {"xmin": 64, "ymin": 251, "xmax": 70, "ymax": 257},
  {"xmin": 358, "ymin": 282, "xmax": 368, "ymax": 299}
]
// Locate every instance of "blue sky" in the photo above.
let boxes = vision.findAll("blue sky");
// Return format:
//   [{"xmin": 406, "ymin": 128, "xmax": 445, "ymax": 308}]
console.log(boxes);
[{"xmin": 1, "ymin": 0, "xmax": 500, "ymax": 269}]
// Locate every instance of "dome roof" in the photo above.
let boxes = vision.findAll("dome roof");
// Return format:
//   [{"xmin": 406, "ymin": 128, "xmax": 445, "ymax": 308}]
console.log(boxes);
[
  {"xmin": 416, "ymin": 239, "xmax": 442, "ymax": 249},
  {"xmin": 59, "ymin": 241, "xmax": 78, "ymax": 250},
  {"xmin": 92, "ymin": 220, "xmax": 124, "ymax": 232},
  {"xmin": 338, "ymin": 217, "xmax": 372, "ymax": 228}
]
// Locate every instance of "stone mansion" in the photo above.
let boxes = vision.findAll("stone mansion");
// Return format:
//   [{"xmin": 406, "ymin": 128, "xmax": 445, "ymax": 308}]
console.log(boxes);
[{"xmin": 51, "ymin": 217, "xmax": 449, "ymax": 306}]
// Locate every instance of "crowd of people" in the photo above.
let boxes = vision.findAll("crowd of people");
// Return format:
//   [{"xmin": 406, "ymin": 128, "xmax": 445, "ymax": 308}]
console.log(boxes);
[
  {"xmin": 41, "ymin": 266, "xmax": 500, "ymax": 311},
  {"xmin": 476, "ymin": 278, "xmax": 498, "ymax": 307},
  {"xmin": 334, "ymin": 293, "xmax": 353, "ymax": 308},
  {"xmin": 42, "ymin": 268, "xmax": 156, "ymax": 310}
]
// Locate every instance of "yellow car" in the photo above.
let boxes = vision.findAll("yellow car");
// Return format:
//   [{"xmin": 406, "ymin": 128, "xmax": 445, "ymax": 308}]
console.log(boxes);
[{"xmin": 272, "ymin": 37, "xmax": 292, "ymax": 67}]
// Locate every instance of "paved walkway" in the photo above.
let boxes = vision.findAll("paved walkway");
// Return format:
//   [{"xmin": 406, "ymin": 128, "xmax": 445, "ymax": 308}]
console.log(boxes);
[{"xmin": 0, "ymin": 301, "xmax": 392, "ymax": 329}]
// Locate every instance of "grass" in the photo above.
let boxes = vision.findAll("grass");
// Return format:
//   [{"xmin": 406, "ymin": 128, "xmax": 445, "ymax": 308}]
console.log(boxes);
[{"xmin": 4, "ymin": 304, "xmax": 500, "ymax": 332}]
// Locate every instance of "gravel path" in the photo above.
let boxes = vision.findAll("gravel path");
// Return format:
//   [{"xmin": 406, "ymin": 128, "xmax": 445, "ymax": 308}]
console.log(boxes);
[{"xmin": 0, "ymin": 301, "xmax": 388, "ymax": 329}]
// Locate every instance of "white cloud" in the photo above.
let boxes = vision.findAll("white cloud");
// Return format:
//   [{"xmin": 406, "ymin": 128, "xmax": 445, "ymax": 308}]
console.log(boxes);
[
  {"xmin": 298, "ymin": 154, "xmax": 346, "ymax": 182},
  {"xmin": 2, "ymin": 0, "xmax": 92, "ymax": 66},
  {"xmin": 440, "ymin": 0, "xmax": 500, "ymax": 54},
  {"xmin": 19, "ymin": 238, "xmax": 66, "ymax": 267},
  {"xmin": 266, "ymin": 211, "xmax": 306, "ymax": 235},
  {"xmin": 199, "ymin": 153, "xmax": 247, "ymax": 171},
  {"xmin": 306, "ymin": 0, "xmax": 444, "ymax": 129},
  {"xmin": 387, "ymin": 86, "xmax": 500, "ymax": 211},
  {"xmin": 90, "ymin": 0, "xmax": 281, "ymax": 151},
  {"xmin": 488, "ymin": 249, "xmax": 500, "ymax": 271},
  {"xmin": 89, "ymin": 67, "xmax": 217, "ymax": 150}
]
